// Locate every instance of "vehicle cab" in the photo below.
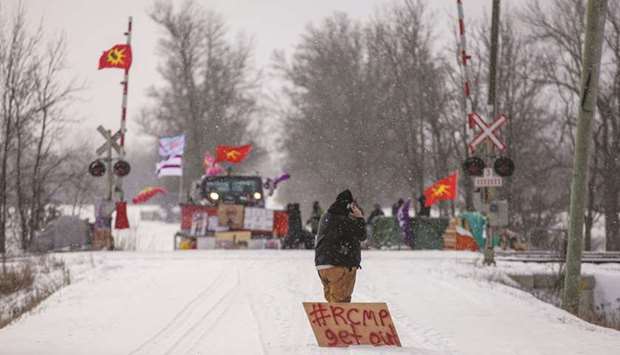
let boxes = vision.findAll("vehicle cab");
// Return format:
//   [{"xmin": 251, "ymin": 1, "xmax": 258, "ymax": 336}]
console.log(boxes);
[{"xmin": 200, "ymin": 175, "xmax": 265, "ymax": 207}]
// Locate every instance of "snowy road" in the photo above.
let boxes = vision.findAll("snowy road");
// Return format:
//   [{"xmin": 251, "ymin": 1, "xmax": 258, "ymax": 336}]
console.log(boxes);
[{"xmin": 1, "ymin": 250, "xmax": 619, "ymax": 355}]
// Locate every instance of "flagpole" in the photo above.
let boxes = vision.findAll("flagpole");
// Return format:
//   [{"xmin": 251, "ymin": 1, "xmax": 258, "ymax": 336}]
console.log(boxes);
[
  {"xmin": 121, "ymin": 16, "xmax": 131, "ymax": 153},
  {"xmin": 117, "ymin": 16, "xmax": 132, "ymax": 202}
]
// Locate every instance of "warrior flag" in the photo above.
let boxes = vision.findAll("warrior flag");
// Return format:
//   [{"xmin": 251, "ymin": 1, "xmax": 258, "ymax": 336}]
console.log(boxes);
[
  {"xmin": 156, "ymin": 155, "xmax": 182, "ymax": 177},
  {"xmin": 159, "ymin": 134, "xmax": 186, "ymax": 157},
  {"xmin": 215, "ymin": 144, "xmax": 252, "ymax": 164},
  {"xmin": 98, "ymin": 44, "xmax": 132, "ymax": 70},
  {"xmin": 423, "ymin": 172, "xmax": 458, "ymax": 207}
]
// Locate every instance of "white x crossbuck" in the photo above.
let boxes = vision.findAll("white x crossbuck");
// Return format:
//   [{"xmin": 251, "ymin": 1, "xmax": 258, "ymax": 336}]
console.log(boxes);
[{"xmin": 468, "ymin": 112, "xmax": 508, "ymax": 153}]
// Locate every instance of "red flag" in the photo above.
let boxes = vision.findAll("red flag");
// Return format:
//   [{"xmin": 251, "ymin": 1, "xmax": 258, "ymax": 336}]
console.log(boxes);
[
  {"xmin": 98, "ymin": 44, "xmax": 132, "ymax": 70},
  {"xmin": 423, "ymin": 172, "xmax": 458, "ymax": 207},
  {"xmin": 215, "ymin": 144, "xmax": 252, "ymax": 163},
  {"xmin": 114, "ymin": 201, "xmax": 129, "ymax": 229},
  {"xmin": 132, "ymin": 186, "xmax": 167, "ymax": 204}
]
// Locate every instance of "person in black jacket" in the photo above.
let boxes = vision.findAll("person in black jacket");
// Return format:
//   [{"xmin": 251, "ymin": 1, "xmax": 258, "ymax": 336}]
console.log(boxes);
[
  {"xmin": 367, "ymin": 203, "xmax": 385, "ymax": 225},
  {"xmin": 315, "ymin": 189, "xmax": 367, "ymax": 303},
  {"xmin": 417, "ymin": 195, "xmax": 431, "ymax": 217},
  {"xmin": 305, "ymin": 201, "xmax": 324, "ymax": 235}
]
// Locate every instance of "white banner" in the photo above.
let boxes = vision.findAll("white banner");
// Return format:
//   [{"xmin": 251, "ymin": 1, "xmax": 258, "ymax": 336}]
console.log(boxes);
[
  {"xmin": 156, "ymin": 155, "xmax": 182, "ymax": 177},
  {"xmin": 243, "ymin": 207, "xmax": 274, "ymax": 231},
  {"xmin": 159, "ymin": 134, "xmax": 185, "ymax": 157}
]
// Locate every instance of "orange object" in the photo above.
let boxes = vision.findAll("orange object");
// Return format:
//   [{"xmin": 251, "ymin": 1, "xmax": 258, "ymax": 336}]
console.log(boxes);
[
  {"xmin": 456, "ymin": 234, "xmax": 479, "ymax": 251},
  {"xmin": 98, "ymin": 44, "xmax": 132, "ymax": 70}
]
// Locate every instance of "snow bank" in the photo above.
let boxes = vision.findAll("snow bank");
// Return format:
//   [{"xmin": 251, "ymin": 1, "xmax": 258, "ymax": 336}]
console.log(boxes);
[
  {"xmin": 0, "ymin": 256, "xmax": 71, "ymax": 328},
  {"xmin": 0, "ymin": 250, "xmax": 618, "ymax": 355}
]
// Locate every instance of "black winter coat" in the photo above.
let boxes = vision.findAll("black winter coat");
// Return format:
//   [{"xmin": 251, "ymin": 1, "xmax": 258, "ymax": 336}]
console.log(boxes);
[{"xmin": 314, "ymin": 211, "xmax": 367, "ymax": 268}]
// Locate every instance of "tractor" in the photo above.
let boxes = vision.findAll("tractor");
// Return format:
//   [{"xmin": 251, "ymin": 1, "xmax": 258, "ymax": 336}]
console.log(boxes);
[{"xmin": 174, "ymin": 174, "xmax": 288, "ymax": 250}]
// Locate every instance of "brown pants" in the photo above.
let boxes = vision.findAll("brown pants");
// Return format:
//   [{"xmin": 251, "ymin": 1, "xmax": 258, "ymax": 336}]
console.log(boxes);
[{"xmin": 318, "ymin": 266, "xmax": 357, "ymax": 303}]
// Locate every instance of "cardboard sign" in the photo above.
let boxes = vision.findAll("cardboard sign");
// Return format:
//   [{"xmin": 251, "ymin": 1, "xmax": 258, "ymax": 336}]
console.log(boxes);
[
  {"xmin": 302, "ymin": 302, "xmax": 401, "ymax": 347},
  {"xmin": 191, "ymin": 212, "xmax": 209, "ymax": 236},
  {"xmin": 243, "ymin": 207, "xmax": 274, "ymax": 231},
  {"xmin": 180, "ymin": 204, "xmax": 217, "ymax": 230},
  {"xmin": 215, "ymin": 231, "xmax": 251, "ymax": 248},
  {"xmin": 207, "ymin": 215, "xmax": 228, "ymax": 232},
  {"xmin": 217, "ymin": 205, "xmax": 244, "ymax": 229}
]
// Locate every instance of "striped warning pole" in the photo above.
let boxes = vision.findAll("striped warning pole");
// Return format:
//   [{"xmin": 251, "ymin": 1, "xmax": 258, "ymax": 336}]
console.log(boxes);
[
  {"xmin": 120, "ymin": 16, "xmax": 132, "ymax": 153},
  {"xmin": 116, "ymin": 16, "xmax": 132, "ymax": 202},
  {"xmin": 456, "ymin": 0, "xmax": 474, "ymax": 113}
]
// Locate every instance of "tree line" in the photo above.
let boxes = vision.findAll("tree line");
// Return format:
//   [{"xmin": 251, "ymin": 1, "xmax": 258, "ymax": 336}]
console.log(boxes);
[
  {"xmin": 274, "ymin": 0, "xmax": 620, "ymax": 251},
  {"xmin": 0, "ymin": 7, "xmax": 94, "ymax": 257},
  {"xmin": 1, "ymin": 0, "xmax": 618, "ymax": 254}
]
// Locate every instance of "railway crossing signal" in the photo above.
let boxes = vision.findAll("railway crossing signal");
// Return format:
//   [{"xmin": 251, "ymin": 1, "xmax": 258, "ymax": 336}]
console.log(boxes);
[
  {"xmin": 89, "ymin": 160, "xmax": 106, "ymax": 177},
  {"xmin": 113, "ymin": 160, "xmax": 131, "ymax": 177},
  {"xmin": 96, "ymin": 125, "xmax": 122, "ymax": 156},
  {"xmin": 463, "ymin": 156, "xmax": 485, "ymax": 176},
  {"xmin": 493, "ymin": 156, "xmax": 515, "ymax": 177},
  {"xmin": 463, "ymin": 111, "xmax": 514, "ymax": 178},
  {"xmin": 468, "ymin": 112, "xmax": 507, "ymax": 153},
  {"xmin": 463, "ymin": 156, "xmax": 514, "ymax": 178},
  {"xmin": 90, "ymin": 126, "xmax": 131, "ymax": 178}
]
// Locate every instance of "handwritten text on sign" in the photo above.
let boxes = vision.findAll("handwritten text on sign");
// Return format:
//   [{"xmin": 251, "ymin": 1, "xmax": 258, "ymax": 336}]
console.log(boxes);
[{"xmin": 302, "ymin": 302, "xmax": 401, "ymax": 347}]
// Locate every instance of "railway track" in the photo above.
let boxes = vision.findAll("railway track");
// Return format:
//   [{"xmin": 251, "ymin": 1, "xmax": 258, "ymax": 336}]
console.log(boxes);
[{"xmin": 495, "ymin": 250, "xmax": 620, "ymax": 264}]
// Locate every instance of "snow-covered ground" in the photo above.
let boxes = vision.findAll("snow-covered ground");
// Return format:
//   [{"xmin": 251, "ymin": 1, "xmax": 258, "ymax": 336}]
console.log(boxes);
[{"xmin": 1, "ymin": 221, "xmax": 619, "ymax": 355}]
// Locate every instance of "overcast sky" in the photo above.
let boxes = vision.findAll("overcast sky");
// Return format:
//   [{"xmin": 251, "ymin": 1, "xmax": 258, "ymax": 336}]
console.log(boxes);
[{"xmin": 5, "ymin": 0, "xmax": 526, "ymax": 148}]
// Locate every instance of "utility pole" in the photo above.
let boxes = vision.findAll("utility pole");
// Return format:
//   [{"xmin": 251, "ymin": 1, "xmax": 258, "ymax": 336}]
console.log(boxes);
[
  {"xmin": 562, "ymin": 0, "xmax": 607, "ymax": 315},
  {"xmin": 483, "ymin": 0, "xmax": 501, "ymax": 266},
  {"xmin": 456, "ymin": 0, "xmax": 476, "ymax": 211}
]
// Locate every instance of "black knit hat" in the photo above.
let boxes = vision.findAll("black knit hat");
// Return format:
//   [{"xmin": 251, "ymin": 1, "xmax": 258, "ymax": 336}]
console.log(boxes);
[{"xmin": 336, "ymin": 189, "xmax": 353, "ymax": 204}]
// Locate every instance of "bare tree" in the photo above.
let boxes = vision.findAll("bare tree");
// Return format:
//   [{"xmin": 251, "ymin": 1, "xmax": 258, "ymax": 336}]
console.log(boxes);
[
  {"xmin": 0, "ymin": 6, "xmax": 79, "ymax": 255},
  {"xmin": 276, "ymin": 1, "xmax": 452, "ymax": 213},
  {"xmin": 524, "ymin": 0, "xmax": 620, "ymax": 250},
  {"xmin": 140, "ymin": 0, "xmax": 262, "ymax": 192},
  {"xmin": 368, "ymin": 0, "xmax": 440, "ymax": 198}
]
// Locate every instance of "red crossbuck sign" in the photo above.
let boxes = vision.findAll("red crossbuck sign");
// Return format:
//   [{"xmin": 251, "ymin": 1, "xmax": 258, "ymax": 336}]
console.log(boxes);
[{"xmin": 468, "ymin": 112, "xmax": 508, "ymax": 152}]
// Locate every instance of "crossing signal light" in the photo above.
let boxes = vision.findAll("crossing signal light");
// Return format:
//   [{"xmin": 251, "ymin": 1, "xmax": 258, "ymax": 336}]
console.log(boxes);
[
  {"xmin": 494, "ymin": 156, "xmax": 515, "ymax": 177},
  {"xmin": 88, "ymin": 160, "xmax": 106, "ymax": 177},
  {"xmin": 113, "ymin": 160, "xmax": 131, "ymax": 177},
  {"xmin": 463, "ymin": 156, "xmax": 485, "ymax": 176}
]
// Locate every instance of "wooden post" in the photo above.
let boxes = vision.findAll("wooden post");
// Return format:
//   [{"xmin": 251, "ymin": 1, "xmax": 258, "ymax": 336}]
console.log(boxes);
[
  {"xmin": 562, "ymin": 0, "xmax": 607, "ymax": 315},
  {"xmin": 456, "ymin": 0, "xmax": 476, "ymax": 211},
  {"xmin": 483, "ymin": 0, "xmax": 501, "ymax": 266}
]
